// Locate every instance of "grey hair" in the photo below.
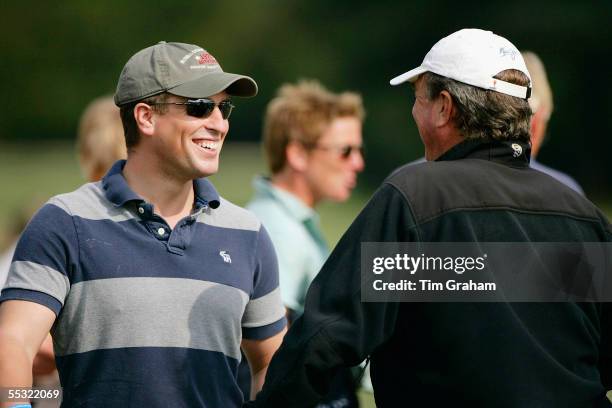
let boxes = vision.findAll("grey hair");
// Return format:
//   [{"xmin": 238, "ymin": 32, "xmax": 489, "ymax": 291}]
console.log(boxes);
[{"xmin": 423, "ymin": 70, "xmax": 532, "ymax": 142}]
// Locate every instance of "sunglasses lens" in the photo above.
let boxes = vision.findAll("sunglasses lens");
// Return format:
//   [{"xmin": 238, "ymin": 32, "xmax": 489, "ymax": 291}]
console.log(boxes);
[
  {"xmin": 218, "ymin": 101, "xmax": 234, "ymax": 119},
  {"xmin": 186, "ymin": 100, "xmax": 215, "ymax": 118},
  {"xmin": 185, "ymin": 99, "xmax": 234, "ymax": 119},
  {"xmin": 340, "ymin": 146, "xmax": 364, "ymax": 159}
]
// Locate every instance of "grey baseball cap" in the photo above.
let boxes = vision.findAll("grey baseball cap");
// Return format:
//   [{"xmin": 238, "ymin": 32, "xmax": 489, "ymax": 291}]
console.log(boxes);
[{"xmin": 114, "ymin": 41, "xmax": 258, "ymax": 106}]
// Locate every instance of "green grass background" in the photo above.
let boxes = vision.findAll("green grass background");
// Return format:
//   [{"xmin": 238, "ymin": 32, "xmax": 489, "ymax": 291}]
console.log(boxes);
[{"xmin": 1, "ymin": 141, "xmax": 610, "ymax": 407}]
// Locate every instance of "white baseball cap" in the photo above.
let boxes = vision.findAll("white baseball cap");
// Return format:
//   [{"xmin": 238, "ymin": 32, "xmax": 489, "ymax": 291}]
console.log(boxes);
[{"xmin": 390, "ymin": 28, "xmax": 531, "ymax": 99}]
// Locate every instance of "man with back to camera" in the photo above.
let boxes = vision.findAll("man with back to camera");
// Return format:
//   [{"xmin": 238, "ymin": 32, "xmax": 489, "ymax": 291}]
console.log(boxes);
[
  {"xmin": 246, "ymin": 29, "xmax": 612, "ymax": 407},
  {"xmin": 0, "ymin": 41, "xmax": 286, "ymax": 407},
  {"xmin": 406, "ymin": 50, "xmax": 586, "ymax": 197},
  {"xmin": 246, "ymin": 80, "xmax": 365, "ymax": 406}
]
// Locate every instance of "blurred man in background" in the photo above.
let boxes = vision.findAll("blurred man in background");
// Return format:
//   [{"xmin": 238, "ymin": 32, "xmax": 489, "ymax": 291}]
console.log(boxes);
[
  {"xmin": 0, "ymin": 41, "xmax": 286, "ymax": 407},
  {"xmin": 247, "ymin": 29, "xmax": 611, "ymax": 407},
  {"xmin": 248, "ymin": 80, "xmax": 365, "ymax": 319},
  {"xmin": 246, "ymin": 80, "xmax": 365, "ymax": 407},
  {"xmin": 522, "ymin": 51, "xmax": 584, "ymax": 195}
]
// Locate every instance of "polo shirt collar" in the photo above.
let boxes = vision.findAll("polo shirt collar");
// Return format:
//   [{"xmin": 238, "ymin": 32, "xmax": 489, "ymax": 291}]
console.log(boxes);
[
  {"xmin": 436, "ymin": 138, "xmax": 531, "ymax": 168},
  {"xmin": 102, "ymin": 160, "xmax": 221, "ymax": 209},
  {"xmin": 252, "ymin": 176, "xmax": 317, "ymax": 223},
  {"xmin": 102, "ymin": 160, "xmax": 141, "ymax": 207},
  {"xmin": 193, "ymin": 177, "xmax": 221, "ymax": 209}
]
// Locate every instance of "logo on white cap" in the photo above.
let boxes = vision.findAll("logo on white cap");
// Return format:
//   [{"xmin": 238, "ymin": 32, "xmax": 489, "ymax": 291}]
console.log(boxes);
[{"xmin": 499, "ymin": 47, "xmax": 518, "ymax": 60}]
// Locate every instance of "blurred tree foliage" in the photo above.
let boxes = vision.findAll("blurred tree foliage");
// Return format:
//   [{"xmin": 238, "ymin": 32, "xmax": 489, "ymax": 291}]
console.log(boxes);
[{"xmin": 1, "ymin": 0, "xmax": 611, "ymax": 195}]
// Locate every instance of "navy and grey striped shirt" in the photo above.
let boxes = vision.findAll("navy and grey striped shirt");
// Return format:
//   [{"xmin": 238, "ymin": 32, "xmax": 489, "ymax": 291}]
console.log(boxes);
[{"xmin": 0, "ymin": 160, "xmax": 286, "ymax": 407}]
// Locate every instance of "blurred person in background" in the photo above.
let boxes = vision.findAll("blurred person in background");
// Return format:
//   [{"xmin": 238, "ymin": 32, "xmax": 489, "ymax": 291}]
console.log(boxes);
[
  {"xmin": 76, "ymin": 95, "xmax": 127, "ymax": 182},
  {"xmin": 246, "ymin": 80, "xmax": 365, "ymax": 408},
  {"xmin": 0, "ymin": 41, "xmax": 286, "ymax": 407},
  {"xmin": 522, "ymin": 51, "xmax": 584, "ymax": 195}
]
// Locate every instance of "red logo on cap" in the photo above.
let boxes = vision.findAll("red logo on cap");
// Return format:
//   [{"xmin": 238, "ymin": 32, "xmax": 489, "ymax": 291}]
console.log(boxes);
[{"xmin": 197, "ymin": 53, "xmax": 218, "ymax": 65}]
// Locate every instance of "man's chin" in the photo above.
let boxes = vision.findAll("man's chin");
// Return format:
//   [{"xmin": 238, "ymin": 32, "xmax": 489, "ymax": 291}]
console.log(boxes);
[
  {"xmin": 192, "ymin": 164, "xmax": 219, "ymax": 179},
  {"xmin": 328, "ymin": 190, "xmax": 351, "ymax": 203}
]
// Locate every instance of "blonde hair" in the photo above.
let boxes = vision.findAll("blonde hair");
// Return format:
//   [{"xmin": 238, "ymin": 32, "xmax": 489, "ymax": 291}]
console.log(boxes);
[
  {"xmin": 263, "ymin": 80, "xmax": 365, "ymax": 174},
  {"xmin": 76, "ymin": 96, "xmax": 127, "ymax": 181},
  {"xmin": 522, "ymin": 51, "xmax": 554, "ymax": 120}
]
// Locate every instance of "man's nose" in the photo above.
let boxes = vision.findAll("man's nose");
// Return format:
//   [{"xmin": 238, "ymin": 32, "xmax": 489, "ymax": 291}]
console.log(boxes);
[
  {"xmin": 350, "ymin": 149, "xmax": 365, "ymax": 172},
  {"xmin": 203, "ymin": 106, "xmax": 228, "ymax": 133}
]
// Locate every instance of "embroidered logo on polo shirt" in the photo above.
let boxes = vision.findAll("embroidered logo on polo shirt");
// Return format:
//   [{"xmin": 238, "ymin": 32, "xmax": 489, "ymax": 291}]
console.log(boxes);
[
  {"xmin": 511, "ymin": 143, "xmax": 523, "ymax": 158},
  {"xmin": 219, "ymin": 251, "xmax": 232, "ymax": 263}
]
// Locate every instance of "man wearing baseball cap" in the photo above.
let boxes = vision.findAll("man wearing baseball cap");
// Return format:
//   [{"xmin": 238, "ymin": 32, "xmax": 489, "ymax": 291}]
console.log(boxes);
[
  {"xmin": 0, "ymin": 42, "xmax": 286, "ymax": 407},
  {"xmin": 247, "ymin": 29, "xmax": 612, "ymax": 407}
]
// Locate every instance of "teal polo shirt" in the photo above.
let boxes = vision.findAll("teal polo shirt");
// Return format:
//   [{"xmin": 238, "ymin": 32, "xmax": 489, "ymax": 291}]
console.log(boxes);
[{"xmin": 246, "ymin": 176, "xmax": 328, "ymax": 314}]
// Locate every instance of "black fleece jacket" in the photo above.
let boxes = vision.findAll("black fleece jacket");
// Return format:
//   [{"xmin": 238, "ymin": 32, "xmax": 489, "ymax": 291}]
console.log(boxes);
[{"xmin": 247, "ymin": 139, "xmax": 612, "ymax": 408}]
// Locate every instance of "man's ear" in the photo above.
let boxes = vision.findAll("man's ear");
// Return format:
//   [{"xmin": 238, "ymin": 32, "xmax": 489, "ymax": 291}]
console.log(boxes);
[
  {"xmin": 285, "ymin": 141, "xmax": 309, "ymax": 172},
  {"xmin": 134, "ymin": 102, "xmax": 156, "ymax": 137},
  {"xmin": 435, "ymin": 90, "xmax": 454, "ymax": 127}
]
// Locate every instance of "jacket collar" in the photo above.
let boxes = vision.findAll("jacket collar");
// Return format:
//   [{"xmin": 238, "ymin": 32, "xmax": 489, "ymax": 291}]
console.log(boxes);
[{"xmin": 436, "ymin": 138, "xmax": 531, "ymax": 168}]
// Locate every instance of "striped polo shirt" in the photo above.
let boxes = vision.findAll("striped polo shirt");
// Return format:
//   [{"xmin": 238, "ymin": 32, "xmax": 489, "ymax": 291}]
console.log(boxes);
[{"xmin": 0, "ymin": 160, "xmax": 286, "ymax": 407}]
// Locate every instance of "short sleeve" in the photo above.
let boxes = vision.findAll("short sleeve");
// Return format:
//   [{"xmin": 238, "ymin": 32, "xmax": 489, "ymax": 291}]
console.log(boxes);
[
  {"xmin": 0, "ymin": 202, "xmax": 77, "ymax": 315},
  {"xmin": 241, "ymin": 225, "xmax": 287, "ymax": 339}
]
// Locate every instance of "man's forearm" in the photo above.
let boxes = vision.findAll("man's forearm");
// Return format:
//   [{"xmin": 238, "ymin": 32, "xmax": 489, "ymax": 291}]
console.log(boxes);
[
  {"xmin": 241, "ymin": 327, "xmax": 287, "ymax": 401},
  {"xmin": 0, "ymin": 334, "xmax": 34, "ymax": 385},
  {"xmin": 0, "ymin": 335, "xmax": 33, "ymax": 407},
  {"xmin": 249, "ymin": 366, "xmax": 268, "ymax": 400}
]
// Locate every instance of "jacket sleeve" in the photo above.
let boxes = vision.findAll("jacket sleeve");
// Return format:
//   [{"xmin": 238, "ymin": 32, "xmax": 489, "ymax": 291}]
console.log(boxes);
[
  {"xmin": 247, "ymin": 183, "xmax": 420, "ymax": 407},
  {"xmin": 599, "ymin": 226, "xmax": 612, "ymax": 391}
]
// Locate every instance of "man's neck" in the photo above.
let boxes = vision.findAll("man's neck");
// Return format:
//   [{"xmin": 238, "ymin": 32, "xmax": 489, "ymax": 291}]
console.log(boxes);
[
  {"xmin": 123, "ymin": 156, "xmax": 195, "ymax": 229},
  {"xmin": 270, "ymin": 171, "xmax": 318, "ymax": 209},
  {"xmin": 424, "ymin": 129, "xmax": 464, "ymax": 161}
]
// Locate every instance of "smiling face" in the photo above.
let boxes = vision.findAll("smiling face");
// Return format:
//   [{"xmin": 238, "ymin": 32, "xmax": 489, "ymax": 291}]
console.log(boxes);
[
  {"xmin": 151, "ymin": 92, "xmax": 230, "ymax": 181},
  {"xmin": 304, "ymin": 116, "xmax": 364, "ymax": 204}
]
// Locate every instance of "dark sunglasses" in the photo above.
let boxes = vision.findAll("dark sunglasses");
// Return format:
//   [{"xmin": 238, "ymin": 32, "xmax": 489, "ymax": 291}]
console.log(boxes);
[
  {"xmin": 150, "ymin": 98, "xmax": 234, "ymax": 119},
  {"xmin": 312, "ymin": 144, "xmax": 365, "ymax": 159}
]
